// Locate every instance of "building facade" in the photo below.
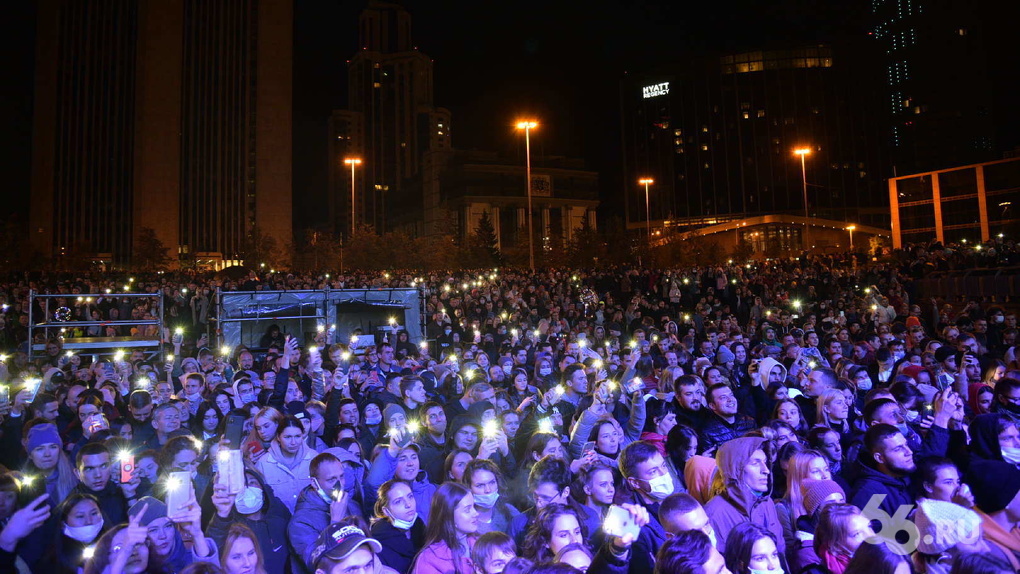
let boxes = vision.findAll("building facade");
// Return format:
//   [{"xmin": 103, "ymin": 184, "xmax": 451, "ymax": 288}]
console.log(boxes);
[
  {"xmin": 620, "ymin": 45, "xmax": 889, "ymax": 241},
  {"xmin": 869, "ymin": 0, "xmax": 997, "ymax": 174},
  {"xmin": 30, "ymin": 0, "xmax": 293, "ymax": 268},
  {"xmin": 433, "ymin": 151, "xmax": 598, "ymax": 249},
  {"xmin": 333, "ymin": 1, "xmax": 451, "ymax": 236},
  {"xmin": 889, "ymin": 157, "xmax": 1020, "ymax": 248}
]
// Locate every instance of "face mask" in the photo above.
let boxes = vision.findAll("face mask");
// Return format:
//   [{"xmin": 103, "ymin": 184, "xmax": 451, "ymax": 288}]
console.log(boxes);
[
  {"xmin": 502, "ymin": 365, "xmax": 512, "ymax": 375},
  {"xmin": 895, "ymin": 422, "xmax": 911, "ymax": 437},
  {"xmin": 707, "ymin": 528, "xmax": 718, "ymax": 548},
  {"xmin": 996, "ymin": 315, "xmax": 1005, "ymax": 323},
  {"xmin": 64, "ymin": 519, "xmax": 104, "ymax": 543},
  {"xmin": 893, "ymin": 351, "xmax": 905, "ymax": 362},
  {"xmin": 473, "ymin": 491, "xmax": 499, "ymax": 508},
  {"xmin": 239, "ymin": 392, "xmax": 256, "ymax": 404},
  {"xmin": 234, "ymin": 486, "xmax": 264, "ymax": 514},
  {"xmin": 644, "ymin": 474, "xmax": 674, "ymax": 500},
  {"xmin": 444, "ymin": 329, "xmax": 452, "ymax": 335},
  {"xmin": 539, "ymin": 368, "xmax": 552, "ymax": 377},
  {"xmin": 904, "ymin": 409, "xmax": 919, "ymax": 422},
  {"xmin": 1002, "ymin": 402, "xmax": 1020, "ymax": 415},
  {"xmin": 390, "ymin": 516, "xmax": 416, "ymax": 530},
  {"xmin": 365, "ymin": 414, "xmax": 382, "ymax": 425},
  {"xmin": 856, "ymin": 377, "xmax": 873, "ymax": 391},
  {"xmin": 750, "ymin": 568, "xmax": 784, "ymax": 574},
  {"xmin": 186, "ymin": 392, "xmax": 202, "ymax": 402},
  {"xmin": 1001, "ymin": 445, "xmax": 1020, "ymax": 466}
]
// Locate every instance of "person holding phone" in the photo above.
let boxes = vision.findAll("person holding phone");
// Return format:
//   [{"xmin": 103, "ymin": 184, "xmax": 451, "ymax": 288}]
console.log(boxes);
[{"xmin": 127, "ymin": 495, "xmax": 217, "ymax": 572}]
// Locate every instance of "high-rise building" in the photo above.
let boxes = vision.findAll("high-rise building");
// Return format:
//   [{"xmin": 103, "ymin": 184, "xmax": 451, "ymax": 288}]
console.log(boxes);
[
  {"xmin": 332, "ymin": 1, "xmax": 450, "ymax": 236},
  {"xmin": 621, "ymin": 44, "xmax": 889, "ymax": 241},
  {"xmin": 30, "ymin": 0, "xmax": 293, "ymax": 267},
  {"xmin": 869, "ymin": 0, "xmax": 996, "ymax": 174}
]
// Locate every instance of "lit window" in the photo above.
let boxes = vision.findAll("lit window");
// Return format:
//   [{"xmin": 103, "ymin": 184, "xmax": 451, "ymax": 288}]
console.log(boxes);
[
  {"xmin": 702, "ymin": 126, "xmax": 709, "ymax": 133},
  {"xmin": 674, "ymin": 129, "xmax": 682, "ymax": 136},
  {"xmin": 742, "ymin": 111, "xmax": 750, "ymax": 119},
  {"xmin": 373, "ymin": 82, "xmax": 381, "ymax": 88},
  {"xmin": 757, "ymin": 109, "xmax": 766, "ymax": 118},
  {"xmin": 957, "ymin": 28, "xmax": 967, "ymax": 36},
  {"xmin": 701, "ymin": 144, "xmax": 708, "ymax": 151}
]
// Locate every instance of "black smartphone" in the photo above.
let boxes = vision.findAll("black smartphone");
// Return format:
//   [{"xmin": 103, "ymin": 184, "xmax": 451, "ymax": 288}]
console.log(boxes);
[
  {"xmin": 224, "ymin": 413, "xmax": 246, "ymax": 449},
  {"xmin": 16, "ymin": 475, "xmax": 47, "ymax": 509}
]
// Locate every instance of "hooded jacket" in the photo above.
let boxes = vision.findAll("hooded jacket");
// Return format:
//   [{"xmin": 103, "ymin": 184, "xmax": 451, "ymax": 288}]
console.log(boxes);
[
  {"xmin": 705, "ymin": 438, "xmax": 783, "ymax": 554},
  {"xmin": 206, "ymin": 469, "xmax": 291, "ymax": 574},
  {"xmin": 968, "ymin": 413, "xmax": 1007, "ymax": 463},
  {"xmin": 287, "ymin": 485, "xmax": 334, "ymax": 574},
  {"xmin": 255, "ymin": 440, "xmax": 317, "ymax": 513},
  {"xmin": 364, "ymin": 449, "xmax": 438, "ymax": 525},
  {"xmin": 847, "ymin": 453, "xmax": 913, "ymax": 519},
  {"xmin": 705, "ymin": 437, "xmax": 785, "ymax": 555}
]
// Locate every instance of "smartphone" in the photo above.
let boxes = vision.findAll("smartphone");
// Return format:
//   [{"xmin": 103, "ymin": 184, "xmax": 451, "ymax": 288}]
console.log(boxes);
[
  {"xmin": 215, "ymin": 449, "xmax": 246, "ymax": 494},
  {"xmin": 87, "ymin": 414, "xmax": 110, "ymax": 434},
  {"xmin": 120, "ymin": 455, "xmax": 135, "ymax": 484},
  {"xmin": 165, "ymin": 471, "xmax": 193, "ymax": 516},
  {"xmin": 249, "ymin": 441, "xmax": 266, "ymax": 458},
  {"xmin": 102, "ymin": 363, "xmax": 116, "ymax": 377},
  {"xmin": 16, "ymin": 474, "xmax": 47, "ymax": 509},
  {"xmin": 581, "ymin": 441, "xmax": 596, "ymax": 459},
  {"xmin": 224, "ymin": 413, "xmax": 246, "ymax": 449},
  {"xmin": 0, "ymin": 385, "xmax": 8, "ymax": 407},
  {"xmin": 625, "ymin": 377, "xmax": 645, "ymax": 395},
  {"xmin": 603, "ymin": 505, "xmax": 642, "ymax": 539}
]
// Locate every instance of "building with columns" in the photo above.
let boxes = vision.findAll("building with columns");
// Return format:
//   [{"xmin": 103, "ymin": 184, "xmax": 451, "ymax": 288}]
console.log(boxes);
[{"xmin": 426, "ymin": 151, "xmax": 599, "ymax": 249}]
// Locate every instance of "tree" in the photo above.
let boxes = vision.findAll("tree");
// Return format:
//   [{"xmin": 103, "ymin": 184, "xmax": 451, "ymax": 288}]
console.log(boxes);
[
  {"xmin": 567, "ymin": 216, "xmax": 604, "ymax": 267},
  {"xmin": 239, "ymin": 225, "xmax": 280, "ymax": 268},
  {"xmin": 465, "ymin": 211, "xmax": 502, "ymax": 266},
  {"xmin": 134, "ymin": 227, "xmax": 171, "ymax": 270}
]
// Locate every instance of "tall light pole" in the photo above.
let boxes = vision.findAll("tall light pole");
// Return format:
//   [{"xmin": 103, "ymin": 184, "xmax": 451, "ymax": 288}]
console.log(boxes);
[
  {"xmin": 344, "ymin": 158, "xmax": 362, "ymax": 238},
  {"xmin": 846, "ymin": 225, "xmax": 856, "ymax": 250},
  {"xmin": 794, "ymin": 148, "xmax": 812, "ymax": 250},
  {"xmin": 515, "ymin": 120, "xmax": 538, "ymax": 271},
  {"xmin": 639, "ymin": 178, "xmax": 654, "ymax": 243}
]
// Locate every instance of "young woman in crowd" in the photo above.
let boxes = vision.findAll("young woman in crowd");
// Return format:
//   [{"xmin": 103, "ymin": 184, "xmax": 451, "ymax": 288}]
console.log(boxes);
[
  {"xmin": 372, "ymin": 479, "xmax": 427, "ymax": 574},
  {"xmin": 411, "ymin": 482, "xmax": 479, "ymax": 574},
  {"xmin": 723, "ymin": 523, "xmax": 783, "ymax": 574}
]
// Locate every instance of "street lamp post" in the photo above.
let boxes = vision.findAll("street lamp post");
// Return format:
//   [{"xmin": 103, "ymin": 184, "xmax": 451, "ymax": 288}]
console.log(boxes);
[
  {"xmin": 639, "ymin": 178, "xmax": 654, "ymax": 243},
  {"xmin": 794, "ymin": 148, "xmax": 812, "ymax": 250},
  {"xmin": 515, "ymin": 120, "xmax": 538, "ymax": 271},
  {"xmin": 344, "ymin": 158, "xmax": 362, "ymax": 238},
  {"xmin": 846, "ymin": 225, "xmax": 856, "ymax": 250}
]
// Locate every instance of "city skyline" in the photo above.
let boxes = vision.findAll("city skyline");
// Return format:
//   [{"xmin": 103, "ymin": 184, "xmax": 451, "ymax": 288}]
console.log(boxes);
[{"xmin": 3, "ymin": 0, "xmax": 1018, "ymax": 248}]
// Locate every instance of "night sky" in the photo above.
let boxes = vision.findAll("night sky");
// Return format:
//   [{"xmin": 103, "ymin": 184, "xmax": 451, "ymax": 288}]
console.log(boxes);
[{"xmin": 0, "ymin": 0, "xmax": 911, "ymax": 229}]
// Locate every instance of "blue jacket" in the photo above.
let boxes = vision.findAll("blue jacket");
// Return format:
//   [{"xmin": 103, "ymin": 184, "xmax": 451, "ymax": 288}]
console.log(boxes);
[{"xmin": 287, "ymin": 486, "xmax": 332, "ymax": 573}]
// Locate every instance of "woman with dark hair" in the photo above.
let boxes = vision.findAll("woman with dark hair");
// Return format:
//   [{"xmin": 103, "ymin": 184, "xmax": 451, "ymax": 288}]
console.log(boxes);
[
  {"xmin": 639, "ymin": 398, "xmax": 678, "ymax": 455},
  {"xmin": 39, "ymin": 493, "xmax": 106, "ymax": 574},
  {"xmin": 372, "ymin": 479, "xmax": 428, "ymax": 574},
  {"xmin": 506, "ymin": 368, "xmax": 538, "ymax": 412},
  {"xmin": 462, "ymin": 459, "xmax": 521, "ymax": 535},
  {"xmin": 192, "ymin": 400, "xmax": 223, "ymax": 441},
  {"xmin": 665, "ymin": 424, "xmax": 698, "ymax": 491},
  {"xmin": 633, "ymin": 354, "xmax": 658, "ymax": 392},
  {"xmin": 83, "ymin": 523, "xmax": 150, "ymax": 574},
  {"xmin": 773, "ymin": 399, "xmax": 809, "ymax": 436},
  {"xmin": 722, "ymin": 522, "xmax": 782, "ymax": 574},
  {"xmin": 255, "ymin": 414, "xmax": 317, "ymax": 513},
  {"xmin": 521, "ymin": 503, "xmax": 586, "ymax": 564},
  {"xmin": 411, "ymin": 482, "xmax": 479, "ymax": 574},
  {"xmin": 806, "ymin": 503, "xmax": 874, "ymax": 574}
]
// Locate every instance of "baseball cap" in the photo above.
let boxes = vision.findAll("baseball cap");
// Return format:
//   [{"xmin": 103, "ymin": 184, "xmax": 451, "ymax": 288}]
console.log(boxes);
[{"xmin": 307, "ymin": 524, "xmax": 382, "ymax": 569}]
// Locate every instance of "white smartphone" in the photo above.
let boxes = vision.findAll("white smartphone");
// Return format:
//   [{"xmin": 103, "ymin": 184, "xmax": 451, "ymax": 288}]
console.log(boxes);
[{"xmin": 603, "ymin": 505, "xmax": 642, "ymax": 539}]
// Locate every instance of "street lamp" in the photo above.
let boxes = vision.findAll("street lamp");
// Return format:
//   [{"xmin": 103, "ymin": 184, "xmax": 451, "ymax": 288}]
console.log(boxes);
[
  {"xmin": 639, "ymin": 178, "xmax": 654, "ymax": 242},
  {"xmin": 344, "ymin": 158, "xmax": 362, "ymax": 238},
  {"xmin": 794, "ymin": 148, "xmax": 812, "ymax": 249},
  {"xmin": 846, "ymin": 225, "xmax": 856, "ymax": 250},
  {"xmin": 515, "ymin": 120, "xmax": 538, "ymax": 271}
]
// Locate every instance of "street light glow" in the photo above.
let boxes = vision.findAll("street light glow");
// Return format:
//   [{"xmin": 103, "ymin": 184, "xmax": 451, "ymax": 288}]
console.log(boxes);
[
  {"xmin": 793, "ymin": 148, "xmax": 812, "ymax": 156},
  {"xmin": 638, "ymin": 178, "xmax": 654, "ymax": 185},
  {"xmin": 515, "ymin": 120, "xmax": 538, "ymax": 130},
  {"xmin": 343, "ymin": 158, "xmax": 362, "ymax": 165}
]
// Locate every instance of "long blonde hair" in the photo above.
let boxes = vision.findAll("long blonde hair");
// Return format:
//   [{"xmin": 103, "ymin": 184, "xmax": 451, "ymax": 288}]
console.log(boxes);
[
  {"xmin": 221, "ymin": 523, "xmax": 267, "ymax": 574},
  {"xmin": 785, "ymin": 450, "xmax": 828, "ymax": 521}
]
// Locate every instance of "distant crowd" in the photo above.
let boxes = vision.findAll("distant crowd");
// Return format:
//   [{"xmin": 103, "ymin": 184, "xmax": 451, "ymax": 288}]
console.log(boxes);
[{"xmin": 0, "ymin": 241, "xmax": 1016, "ymax": 574}]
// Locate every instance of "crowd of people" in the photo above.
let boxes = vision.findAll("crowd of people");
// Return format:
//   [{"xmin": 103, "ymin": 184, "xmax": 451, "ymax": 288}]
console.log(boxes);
[{"xmin": 0, "ymin": 253, "xmax": 1017, "ymax": 574}]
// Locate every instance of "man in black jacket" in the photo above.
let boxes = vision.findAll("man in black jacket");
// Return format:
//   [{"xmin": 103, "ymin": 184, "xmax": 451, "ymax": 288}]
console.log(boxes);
[{"xmin": 698, "ymin": 383, "xmax": 755, "ymax": 455}]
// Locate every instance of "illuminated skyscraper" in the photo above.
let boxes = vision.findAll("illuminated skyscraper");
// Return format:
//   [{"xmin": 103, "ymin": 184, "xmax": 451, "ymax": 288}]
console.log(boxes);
[
  {"xmin": 30, "ymin": 0, "xmax": 293, "ymax": 267},
  {"xmin": 335, "ymin": 1, "xmax": 451, "ymax": 236}
]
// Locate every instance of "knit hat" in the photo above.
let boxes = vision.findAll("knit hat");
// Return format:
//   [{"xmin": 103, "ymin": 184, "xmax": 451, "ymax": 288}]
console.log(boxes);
[
  {"xmin": 906, "ymin": 316, "xmax": 922, "ymax": 328},
  {"xmin": 286, "ymin": 401, "xmax": 310, "ymax": 421},
  {"xmin": 914, "ymin": 499, "xmax": 983, "ymax": 554},
  {"xmin": 128, "ymin": 496, "xmax": 168, "ymax": 526},
  {"xmin": 26, "ymin": 424, "xmax": 62, "ymax": 452},
  {"xmin": 801, "ymin": 479, "xmax": 846, "ymax": 516},
  {"xmin": 382, "ymin": 403, "xmax": 405, "ymax": 427},
  {"xmin": 968, "ymin": 460, "xmax": 1020, "ymax": 513},
  {"xmin": 715, "ymin": 346, "xmax": 735, "ymax": 365},
  {"xmin": 934, "ymin": 346, "xmax": 955, "ymax": 363}
]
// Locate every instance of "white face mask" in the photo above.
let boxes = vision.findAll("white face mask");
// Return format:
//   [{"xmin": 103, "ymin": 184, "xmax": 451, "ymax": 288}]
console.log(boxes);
[
  {"xmin": 64, "ymin": 519, "xmax": 104, "ymax": 543},
  {"xmin": 856, "ymin": 377, "xmax": 873, "ymax": 391},
  {"xmin": 749, "ymin": 568, "xmax": 784, "ymax": 574},
  {"xmin": 707, "ymin": 528, "xmax": 718, "ymax": 548},
  {"xmin": 502, "ymin": 365, "xmax": 512, "ymax": 375},
  {"xmin": 473, "ymin": 491, "xmax": 499, "ymax": 508},
  {"xmin": 390, "ymin": 515, "xmax": 415, "ymax": 530},
  {"xmin": 365, "ymin": 414, "xmax": 382, "ymax": 425},
  {"xmin": 904, "ymin": 409, "xmax": 920, "ymax": 422},
  {"xmin": 644, "ymin": 474, "xmax": 674, "ymax": 500},
  {"xmin": 1001, "ymin": 445, "xmax": 1020, "ymax": 466},
  {"xmin": 234, "ymin": 486, "xmax": 264, "ymax": 514},
  {"xmin": 539, "ymin": 367, "xmax": 552, "ymax": 377}
]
